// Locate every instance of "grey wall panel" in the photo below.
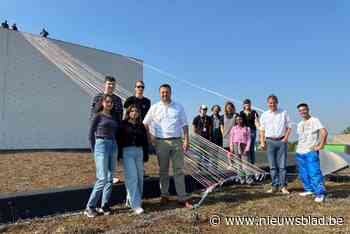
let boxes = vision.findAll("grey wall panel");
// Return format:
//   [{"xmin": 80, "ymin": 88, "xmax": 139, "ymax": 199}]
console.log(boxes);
[
  {"xmin": 0, "ymin": 29, "xmax": 142, "ymax": 149},
  {"xmin": 53, "ymin": 39, "xmax": 143, "ymax": 91}
]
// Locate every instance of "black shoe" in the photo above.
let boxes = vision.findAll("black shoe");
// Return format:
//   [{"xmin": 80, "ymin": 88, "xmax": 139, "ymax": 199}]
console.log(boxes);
[
  {"xmin": 97, "ymin": 206, "xmax": 112, "ymax": 215},
  {"xmin": 84, "ymin": 208, "xmax": 98, "ymax": 218}
]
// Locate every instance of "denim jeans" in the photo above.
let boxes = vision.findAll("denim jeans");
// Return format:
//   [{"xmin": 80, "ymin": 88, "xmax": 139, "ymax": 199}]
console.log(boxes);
[
  {"xmin": 86, "ymin": 139, "xmax": 117, "ymax": 209},
  {"xmin": 248, "ymin": 130, "xmax": 256, "ymax": 164},
  {"xmin": 123, "ymin": 146, "xmax": 144, "ymax": 209},
  {"xmin": 296, "ymin": 151, "xmax": 325, "ymax": 196},
  {"xmin": 266, "ymin": 139, "xmax": 287, "ymax": 188}
]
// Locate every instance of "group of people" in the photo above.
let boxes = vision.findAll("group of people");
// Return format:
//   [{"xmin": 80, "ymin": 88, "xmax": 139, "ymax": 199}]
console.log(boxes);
[
  {"xmin": 1, "ymin": 20, "xmax": 49, "ymax": 38},
  {"xmin": 1, "ymin": 20, "xmax": 17, "ymax": 31},
  {"xmin": 85, "ymin": 75, "xmax": 328, "ymax": 218}
]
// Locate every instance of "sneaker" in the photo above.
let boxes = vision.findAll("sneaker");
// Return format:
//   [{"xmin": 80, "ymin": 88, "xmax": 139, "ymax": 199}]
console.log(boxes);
[
  {"xmin": 178, "ymin": 200, "xmax": 193, "ymax": 209},
  {"xmin": 97, "ymin": 206, "xmax": 112, "ymax": 215},
  {"xmin": 299, "ymin": 191, "xmax": 313, "ymax": 197},
  {"xmin": 281, "ymin": 187, "xmax": 290, "ymax": 195},
  {"xmin": 267, "ymin": 187, "xmax": 278, "ymax": 194},
  {"xmin": 315, "ymin": 195, "xmax": 325, "ymax": 203},
  {"xmin": 160, "ymin": 196, "xmax": 171, "ymax": 205},
  {"xmin": 134, "ymin": 207, "xmax": 144, "ymax": 215},
  {"xmin": 84, "ymin": 208, "xmax": 98, "ymax": 218}
]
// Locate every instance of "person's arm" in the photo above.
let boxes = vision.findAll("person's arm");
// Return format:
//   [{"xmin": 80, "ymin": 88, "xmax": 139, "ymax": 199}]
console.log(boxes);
[
  {"xmin": 258, "ymin": 114, "xmax": 266, "ymax": 150},
  {"xmin": 183, "ymin": 125, "xmax": 189, "ymax": 152},
  {"xmin": 254, "ymin": 111, "xmax": 260, "ymax": 129},
  {"xmin": 245, "ymin": 127, "xmax": 251, "ymax": 153},
  {"xmin": 88, "ymin": 114, "xmax": 100, "ymax": 152},
  {"xmin": 313, "ymin": 128, "xmax": 328, "ymax": 151},
  {"xmin": 208, "ymin": 118, "xmax": 213, "ymax": 141},
  {"xmin": 229, "ymin": 127, "xmax": 235, "ymax": 153},
  {"xmin": 90, "ymin": 94, "xmax": 100, "ymax": 120},
  {"xmin": 141, "ymin": 125, "xmax": 149, "ymax": 162},
  {"xmin": 143, "ymin": 106, "xmax": 156, "ymax": 145},
  {"xmin": 192, "ymin": 117, "xmax": 198, "ymax": 135},
  {"xmin": 220, "ymin": 116, "xmax": 224, "ymax": 136},
  {"xmin": 282, "ymin": 111, "xmax": 292, "ymax": 142}
]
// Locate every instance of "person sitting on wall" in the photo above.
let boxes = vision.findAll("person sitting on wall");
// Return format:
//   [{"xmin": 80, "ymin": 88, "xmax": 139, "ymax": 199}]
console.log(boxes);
[
  {"xmin": 1, "ymin": 20, "xmax": 9, "ymax": 29},
  {"xmin": 40, "ymin": 28, "xmax": 49, "ymax": 38},
  {"xmin": 11, "ymin": 23, "xmax": 18, "ymax": 31}
]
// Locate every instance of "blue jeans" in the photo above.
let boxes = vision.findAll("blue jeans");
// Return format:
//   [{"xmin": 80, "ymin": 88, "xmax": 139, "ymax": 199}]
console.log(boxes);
[
  {"xmin": 296, "ymin": 151, "xmax": 325, "ymax": 196},
  {"xmin": 86, "ymin": 139, "xmax": 117, "ymax": 209},
  {"xmin": 248, "ymin": 130, "xmax": 256, "ymax": 164},
  {"xmin": 266, "ymin": 139, "xmax": 287, "ymax": 187},
  {"xmin": 123, "ymin": 146, "xmax": 144, "ymax": 209}
]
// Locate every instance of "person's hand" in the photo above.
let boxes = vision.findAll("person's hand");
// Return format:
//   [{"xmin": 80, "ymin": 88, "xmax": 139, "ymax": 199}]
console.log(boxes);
[
  {"xmin": 182, "ymin": 139, "xmax": 189, "ymax": 152},
  {"xmin": 258, "ymin": 143, "xmax": 266, "ymax": 150},
  {"xmin": 311, "ymin": 145, "xmax": 322, "ymax": 151},
  {"xmin": 150, "ymin": 135, "xmax": 156, "ymax": 145},
  {"xmin": 281, "ymin": 136, "xmax": 289, "ymax": 143}
]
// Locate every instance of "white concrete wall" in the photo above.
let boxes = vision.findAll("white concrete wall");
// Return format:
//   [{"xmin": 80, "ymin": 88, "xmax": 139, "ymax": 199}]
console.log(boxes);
[{"xmin": 0, "ymin": 28, "xmax": 142, "ymax": 149}]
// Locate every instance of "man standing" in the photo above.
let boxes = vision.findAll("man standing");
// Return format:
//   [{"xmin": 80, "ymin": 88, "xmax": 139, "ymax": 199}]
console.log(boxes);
[
  {"xmin": 240, "ymin": 99, "xmax": 260, "ymax": 164},
  {"xmin": 90, "ymin": 76, "xmax": 123, "ymax": 122},
  {"xmin": 124, "ymin": 80, "xmax": 151, "ymax": 120},
  {"xmin": 295, "ymin": 103, "xmax": 327, "ymax": 202},
  {"xmin": 259, "ymin": 95, "xmax": 292, "ymax": 194},
  {"xmin": 192, "ymin": 105, "xmax": 212, "ymax": 140},
  {"xmin": 143, "ymin": 84, "xmax": 192, "ymax": 208}
]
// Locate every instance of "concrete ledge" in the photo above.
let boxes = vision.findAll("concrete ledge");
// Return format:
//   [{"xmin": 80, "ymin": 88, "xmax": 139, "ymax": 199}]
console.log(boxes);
[{"xmin": 0, "ymin": 166, "xmax": 296, "ymax": 224}]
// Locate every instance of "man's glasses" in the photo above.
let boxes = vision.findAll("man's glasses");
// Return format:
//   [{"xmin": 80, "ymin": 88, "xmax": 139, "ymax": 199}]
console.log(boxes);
[{"xmin": 136, "ymin": 86, "xmax": 145, "ymax": 89}]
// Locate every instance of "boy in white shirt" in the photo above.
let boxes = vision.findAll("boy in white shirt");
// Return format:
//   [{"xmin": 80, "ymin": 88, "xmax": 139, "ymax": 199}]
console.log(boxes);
[{"xmin": 296, "ymin": 103, "xmax": 328, "ymax": 203}]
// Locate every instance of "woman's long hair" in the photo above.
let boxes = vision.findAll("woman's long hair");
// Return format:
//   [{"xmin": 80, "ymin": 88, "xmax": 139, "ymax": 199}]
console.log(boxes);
[
  {"xmin": 124, "ymin": 104, "xmax": 142, "ymax": 124},
  {"xmin": 224, "ymin": 101, "xmax": 236, "ymax": 116},
  {"xmin": 96, "ymin": 94, "xmax": 114, "ymax": 113}
]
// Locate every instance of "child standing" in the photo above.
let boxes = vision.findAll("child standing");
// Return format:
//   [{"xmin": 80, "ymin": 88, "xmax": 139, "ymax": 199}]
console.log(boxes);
[{"xmin": 229, "ymin": 114, "xmax": 251, "ymax": 182}]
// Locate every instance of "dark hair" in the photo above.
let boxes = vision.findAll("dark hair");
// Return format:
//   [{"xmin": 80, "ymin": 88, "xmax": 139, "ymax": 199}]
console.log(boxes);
[
  {"xmin": 135, "ymin": 80, "xmax": 144, "ymax": 87},
  {"xmin": 211, "ymin": 105, "xmax": 221, "ymax": 112},
  {"xmin": 96, "ymin": 94, "xmax": 114, "ymax": 113},
  {"xmin": 234, "ymin": 113, "xmax": 245, "ymax": 126},
  {"xmin": 243, "ymin": 99, "xmax": 251, "ymax": 105},
  {"xmin": 159, "ymin": 83, "xmax": 172, "ymax": 91},
  {"xmin": 105, "ymin": 76, "xmax": 115, "ymax": 83},
  {"xmin": 224, "ymin": 101, "xmax": 236, "ymax": 116},
  {"xmin": 124, "ymin": 104, "xmax": 142, "ymax": 123},
  {"xmin": 297, "ymin": 103, "xmax": 309, "ymax": 109},
  {"xmin": 267, "ymin": 94, "xmax": 278, "ymax": 103}
]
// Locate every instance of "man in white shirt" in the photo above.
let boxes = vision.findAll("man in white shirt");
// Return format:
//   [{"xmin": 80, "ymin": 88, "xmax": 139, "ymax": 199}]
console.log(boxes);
[
  {"xmin": 143, "ymin": 84, "xmax": 192, "ymax": 208},
  {"xmin": 259, "ymin": 95, "xmax": 292, "ymax": 194},
  {"xmin": 295, "ymin": 103, "xmax": 327, "ymax": 203}
]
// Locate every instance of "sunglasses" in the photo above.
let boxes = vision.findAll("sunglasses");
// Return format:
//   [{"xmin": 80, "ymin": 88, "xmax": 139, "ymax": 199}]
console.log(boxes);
[{"xmin": 136, "ymin": 86, "xmax": 145, "ymax": 89}]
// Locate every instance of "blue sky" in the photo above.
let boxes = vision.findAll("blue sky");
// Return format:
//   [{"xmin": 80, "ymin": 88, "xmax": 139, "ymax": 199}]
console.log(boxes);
[{"xmin": 2, "ymin": 0, "xmax": 349, "ymax": 136}]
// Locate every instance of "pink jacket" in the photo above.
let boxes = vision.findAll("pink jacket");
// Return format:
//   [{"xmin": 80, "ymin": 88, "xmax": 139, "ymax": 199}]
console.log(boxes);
[{"xmin": 229, "ymin": 125, "xmax": 251, "ymax": 152}]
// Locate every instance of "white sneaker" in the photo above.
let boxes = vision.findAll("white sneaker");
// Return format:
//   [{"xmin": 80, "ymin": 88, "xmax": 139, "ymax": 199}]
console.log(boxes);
[
  {"xmin": 315, "ymin": 195, "xmax": 325, "ymax": 203},
  {"xmin": 299, "ymin": 191, "xmax": 313, "ymax": 197},
  {"xmin": 134, "ymin": 207, "xmax": 144, "ymax": 215}
]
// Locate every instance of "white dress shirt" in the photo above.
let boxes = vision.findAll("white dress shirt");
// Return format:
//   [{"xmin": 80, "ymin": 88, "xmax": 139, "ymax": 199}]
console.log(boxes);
[
  {"xmin": 143, "ymin": 101, "xmax": 188, "ymax": 138},
  {"xmin": 260, "ymin": 108, "xmax": 292, "ymax": 138}
]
